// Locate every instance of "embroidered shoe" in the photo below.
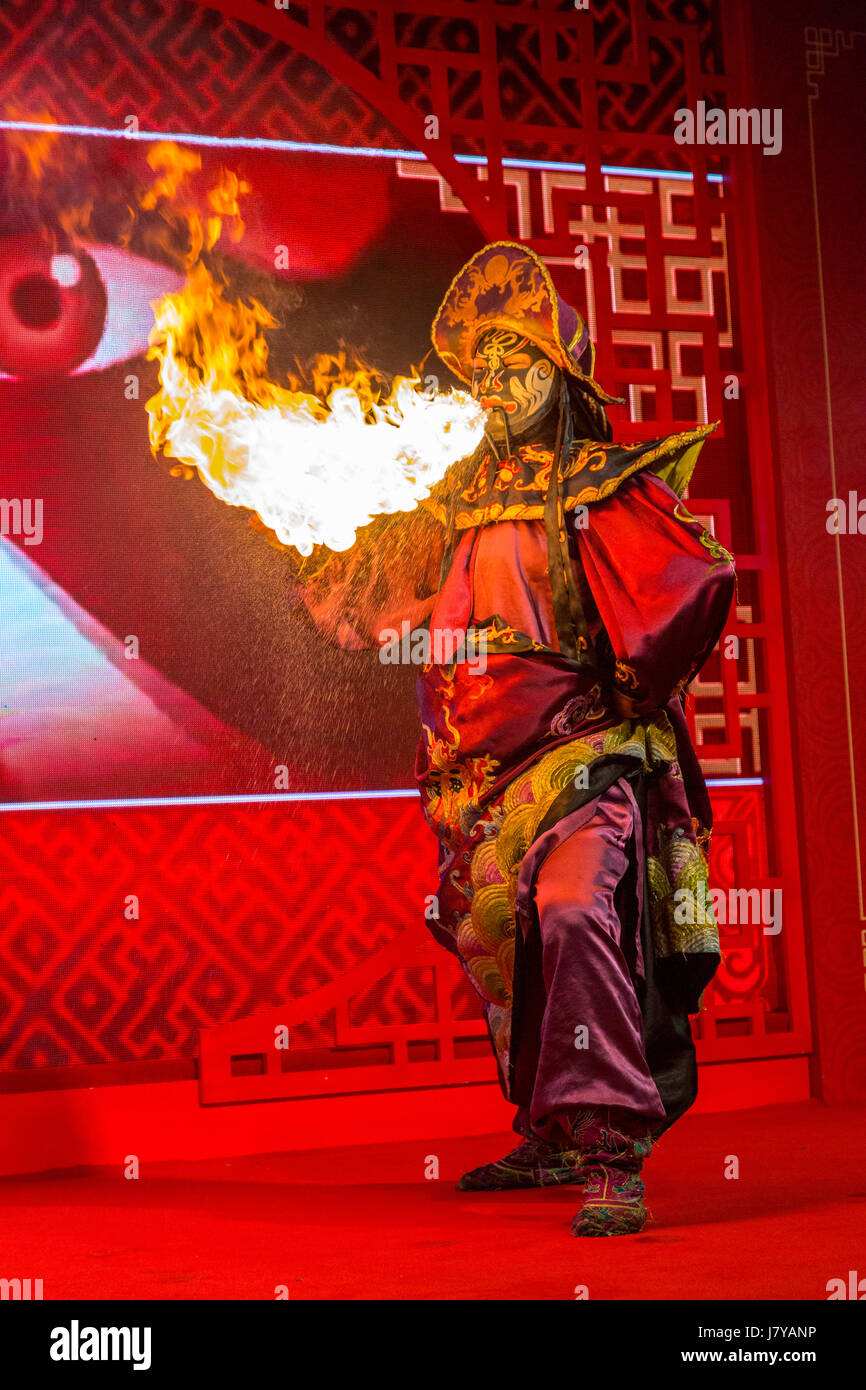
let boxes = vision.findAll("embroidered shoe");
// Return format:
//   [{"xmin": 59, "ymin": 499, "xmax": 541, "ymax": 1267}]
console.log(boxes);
[
  {"xmin": 567, "ymin": 1107, "xmax": 654, "ymax": 1236},
  {"xmin": 571, "ymin": 1166, "xmax": 648, "ymax": 1236},
  {"xmin": 456, "ymin": 1137, "xmax": 586, "ymax": 1191}
]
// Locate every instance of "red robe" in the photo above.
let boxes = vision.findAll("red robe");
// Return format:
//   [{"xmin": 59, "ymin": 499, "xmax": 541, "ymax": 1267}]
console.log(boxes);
[{"xmin": 299, "ymin": 430, "xmax": 736, "ymax": 1135}]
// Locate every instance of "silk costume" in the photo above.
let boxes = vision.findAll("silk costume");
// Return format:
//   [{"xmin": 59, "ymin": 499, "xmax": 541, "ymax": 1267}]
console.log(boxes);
[{"xmin": 298, "ymin": 243, "xmax": 736, "ymax": 1146}]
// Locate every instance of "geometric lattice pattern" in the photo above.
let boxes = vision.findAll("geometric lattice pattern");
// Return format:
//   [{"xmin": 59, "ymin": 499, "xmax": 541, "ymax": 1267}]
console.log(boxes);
[
  {"xmin": 0, "ymin": 787, "xmax": 806, "ymax": 1078},
  {"xmin": 0, "ymin": 799, "xmax": 461, "ymax": 1070}
]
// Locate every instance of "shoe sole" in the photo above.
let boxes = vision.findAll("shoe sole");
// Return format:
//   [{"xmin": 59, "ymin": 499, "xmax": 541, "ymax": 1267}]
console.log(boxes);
[{"xmin": 456, "ymin": 1170, "xmax": 586, "ymax": 1192}]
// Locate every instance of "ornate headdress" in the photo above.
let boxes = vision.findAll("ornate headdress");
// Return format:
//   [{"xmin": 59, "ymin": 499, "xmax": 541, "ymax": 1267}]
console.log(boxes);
[
  {"xmin": 430, "ymin": 240, "xmax": 622, "ymax": 409},
  {"xmin": 431, "ymin": 241, "xmax": 628, "ymax": 661}
]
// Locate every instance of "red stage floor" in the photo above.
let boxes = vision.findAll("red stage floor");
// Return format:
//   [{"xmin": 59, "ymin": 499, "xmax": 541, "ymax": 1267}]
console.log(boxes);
[{"xmin": 3, "ymin": 1100, "xmax": 864, "ymax": 1300}]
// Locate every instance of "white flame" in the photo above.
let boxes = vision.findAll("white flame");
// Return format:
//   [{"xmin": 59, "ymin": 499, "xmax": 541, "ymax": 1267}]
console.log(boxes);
[{"xmin": 158, "ymin": 374, "xmax": 485, "ymax": 556}]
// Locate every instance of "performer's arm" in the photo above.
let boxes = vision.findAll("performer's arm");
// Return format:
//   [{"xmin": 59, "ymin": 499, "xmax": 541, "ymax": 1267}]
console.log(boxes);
[
  {"xmin": 576, "ymin": 469, "xmax": 736, "ymax": 717},
  {"xmin": 287, "ymin": 502, "xmax": 445, "ymax": 651}
]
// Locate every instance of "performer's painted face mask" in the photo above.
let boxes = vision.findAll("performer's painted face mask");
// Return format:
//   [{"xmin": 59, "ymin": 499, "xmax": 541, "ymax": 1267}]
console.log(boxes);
[{"xmin": 470, "ymin": 328, "xmax": 559, "ymax": 447}]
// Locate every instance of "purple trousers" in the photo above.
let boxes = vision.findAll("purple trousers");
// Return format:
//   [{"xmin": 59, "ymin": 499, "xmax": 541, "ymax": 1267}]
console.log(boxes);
[{"xmin": 511, "ymin": 777, "xmax": 666, "ymax": 1143}]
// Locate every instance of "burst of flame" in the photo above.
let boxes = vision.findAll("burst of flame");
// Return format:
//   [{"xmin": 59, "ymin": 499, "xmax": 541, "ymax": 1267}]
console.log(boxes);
[
  {"xmin": 3, "ymin": 105, "xmax": 60, "ymax": 181},
  {"xmin": 140, "ymin": 142, "xmax": 249, "ymax": 268},
  {"xmin": 3, "ymin": 125, "xmax": 484, "ymax": 556},
  {"xmin": 142, "ymin": 148, "xmax": 484, "ymax": 556}
]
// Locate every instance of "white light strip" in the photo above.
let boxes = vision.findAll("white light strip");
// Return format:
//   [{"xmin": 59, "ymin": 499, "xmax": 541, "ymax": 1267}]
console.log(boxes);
[
  {"xmin": 706, "ymin": 778, "xmax": 764, "ymax": 787},
  {"xmin": 0, "ymin": 790, "xmax": 418, "ymax": 813},
  {"xmin": 0, "ymin": 778, "xmax": 764, "ymax": 813},
  {"xmin": 0, "ymin": 120, "xmax": 724, "ymax": 183}
]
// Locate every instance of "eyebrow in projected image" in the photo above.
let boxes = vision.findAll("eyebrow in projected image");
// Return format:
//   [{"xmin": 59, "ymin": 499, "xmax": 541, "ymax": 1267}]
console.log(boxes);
[{"xmin": 0, "ymin": 130, "xmax": 483, "ymax": 803}]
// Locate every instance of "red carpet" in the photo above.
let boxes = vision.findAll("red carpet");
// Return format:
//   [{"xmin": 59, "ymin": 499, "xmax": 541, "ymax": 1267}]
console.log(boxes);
[{"xmin": 3, "ymin": 1100, "xmax": 864, "ymax": 1300}]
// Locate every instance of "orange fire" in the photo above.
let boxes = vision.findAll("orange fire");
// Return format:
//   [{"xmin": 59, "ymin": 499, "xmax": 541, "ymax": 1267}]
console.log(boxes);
[{"xmin": 142, "ymin": 145, "xmax": 484, "ymax": 556}]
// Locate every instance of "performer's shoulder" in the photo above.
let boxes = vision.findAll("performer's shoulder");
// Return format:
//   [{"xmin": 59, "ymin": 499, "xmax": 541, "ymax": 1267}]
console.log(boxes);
[{"xmin": 563, "ymin": 422, "xmax": 718, "ymax": 506}]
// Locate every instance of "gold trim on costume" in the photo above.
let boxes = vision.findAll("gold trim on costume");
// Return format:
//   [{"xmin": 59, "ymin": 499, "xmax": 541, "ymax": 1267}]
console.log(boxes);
[{"xmin": 427, "ymin": 425, "xmax": 718, "ymax": 530}]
